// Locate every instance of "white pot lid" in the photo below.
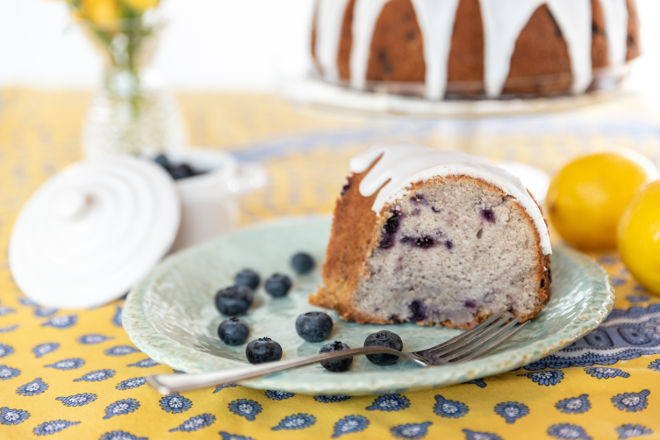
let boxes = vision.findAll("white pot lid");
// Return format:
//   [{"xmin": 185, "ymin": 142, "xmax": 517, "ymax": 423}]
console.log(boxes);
[{"xmin": 9, "ymin": 156, "xmax": 180, "ymax": 309}]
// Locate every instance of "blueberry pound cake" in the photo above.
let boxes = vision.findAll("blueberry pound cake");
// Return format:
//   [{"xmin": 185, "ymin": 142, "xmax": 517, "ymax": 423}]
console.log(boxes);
[
  {"xmin": 309, "ymin": 145, "xmax": 552, "ymax": 329},
  {"xmin": 311, "ymin": 0, "xmax": 640, "ymax": 99}
]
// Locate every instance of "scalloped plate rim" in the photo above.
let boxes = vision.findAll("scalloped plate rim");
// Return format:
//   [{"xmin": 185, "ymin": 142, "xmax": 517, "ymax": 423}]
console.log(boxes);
[{"xmin": 123, "ymin": 215, "xmax": 614, "ymax": 395}]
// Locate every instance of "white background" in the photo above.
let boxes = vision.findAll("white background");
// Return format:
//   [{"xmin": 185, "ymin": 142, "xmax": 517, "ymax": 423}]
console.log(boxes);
[{"xmin": 0, "ymin": 0, "xmax": 658, "ymax": 90}]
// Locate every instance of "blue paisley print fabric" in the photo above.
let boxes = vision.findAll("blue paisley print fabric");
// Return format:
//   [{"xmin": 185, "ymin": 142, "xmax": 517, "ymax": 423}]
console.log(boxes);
[{"xmin": 1, "ymin": 289, "xmax": 659, "ymax": 439}]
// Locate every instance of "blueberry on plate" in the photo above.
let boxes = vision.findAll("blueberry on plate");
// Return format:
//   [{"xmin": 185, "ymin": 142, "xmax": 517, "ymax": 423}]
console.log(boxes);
[
  {"xmin": 319, "ymin": 341, "xmax": 353, "ymax": 372},
  {"xmin": 245, "ymin": 337, "xmax": 283, "ymax": 364},
  {"xmin": 214, "ymin": 285, "xmax": 254, "ymax": 316},
  {"xmin": 234, "ymin": 268, "xmax": 260, "ymax": 291},
  {"xmin": 218, "ymin": 317, "xmax": 249, "ymax": 346},
  {"xmin": 363, "ymin": 330, "xmax": 403, "ymax": 366},
  {"xmin": 169, "ymin": 163, "xmax": 195, "ymax": 180},
  {"xmin": 295, "ymin": 311, "xmax": 333, "ymax": 342},
  {"xmin": 291, "ymin": 252, "xmax": 315, "ymax": 275},
  {"xmin": 319, "ymin": 341, "xmax": 353, "ymax": 373},
  {"xmin": 264, "ymin": 274, "xmax": 292, "ymax": 298}
]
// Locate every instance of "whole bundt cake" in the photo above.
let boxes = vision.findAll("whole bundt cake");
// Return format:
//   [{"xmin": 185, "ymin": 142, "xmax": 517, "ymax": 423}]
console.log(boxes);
[
  {"xmin": 310, "ymin": 0, "xmax": 640, "ymax": 99},
  {"xmin": 309, "ymin": 145, "xmax": 552, "ymax": 329}
]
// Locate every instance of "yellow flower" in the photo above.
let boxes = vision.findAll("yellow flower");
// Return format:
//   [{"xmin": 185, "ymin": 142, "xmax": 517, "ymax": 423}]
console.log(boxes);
[
  {"xmin": 122, "ymin": 0, "xmax": 159, "ymax": 11},
  {"xmin": 80, "ymin": 0, "xmax": 119, "ymax": 25}
]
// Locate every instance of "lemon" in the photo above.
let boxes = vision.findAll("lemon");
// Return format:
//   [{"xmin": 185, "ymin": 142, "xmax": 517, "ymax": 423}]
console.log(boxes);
[
  {"xmin": 617, "ymin": 181, "xmax": 660, "ymax": 294},
  {"xmin": 546, "ymin": 152, "xmax": 658, "ymax": 250}
]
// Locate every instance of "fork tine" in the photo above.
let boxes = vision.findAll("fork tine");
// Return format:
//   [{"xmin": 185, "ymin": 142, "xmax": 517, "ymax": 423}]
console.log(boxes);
[
  {"xmin": 416, "ymin": 312, "xmax": 506, "ymax": 356},
  {"xmin": 428, "ymin": 315, "xmax": 511, "ymax": 359},
  {"xmin": 440, "ymin": 317, "xmax": 520, "ymax": 363},
  {"xmin": 442, "ymin": 318, "xmax": 528, "ymax": 363},
  {"xmin": 417, "ymin": 311, "xmax": 509, "ymax": 358},
  {"xmin": 454, "ymin": 320, "xmax": 529, "ymax": 363}
]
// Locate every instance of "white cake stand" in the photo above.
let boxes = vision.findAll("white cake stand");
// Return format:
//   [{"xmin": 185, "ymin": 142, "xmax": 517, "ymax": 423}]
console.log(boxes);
[{"xmin": 285, "ymin": 75, "xmax": 636, "ymax": 119}]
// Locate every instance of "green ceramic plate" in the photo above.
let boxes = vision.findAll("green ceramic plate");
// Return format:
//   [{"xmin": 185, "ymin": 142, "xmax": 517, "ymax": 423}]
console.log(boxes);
[{"xmin": 124, "ymin": 216, "xmax": 614, "ymax": 395}]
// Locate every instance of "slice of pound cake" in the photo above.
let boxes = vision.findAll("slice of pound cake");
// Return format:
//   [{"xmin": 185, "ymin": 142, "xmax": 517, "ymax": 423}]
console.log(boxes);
[{"xmin": 309, "ymin": 144, "xmax": 551, "ymax": 329}]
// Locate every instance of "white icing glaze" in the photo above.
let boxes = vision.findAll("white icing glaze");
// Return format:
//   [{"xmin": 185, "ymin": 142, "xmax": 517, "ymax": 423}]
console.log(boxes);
[
  {"xmin": 349, "ymin": 144, "xmax": 552, "ymax": 255},
  {"xmin": 600, "ymin": 0, "xmax": 628, "ymax": 68},
  {"xmin": 479, "ymin": 0, "xmax": 544, "ymax": 97},
  {"xmin": 315, "ymin": 0, "xmax": 351, "ymax": 82},
  {"xmin": 410, "ymin": 0, "xmax": 461, "ymax": 99},
  {"xmin": 350, "ymin": 0, "xmax": 389, "ymax": 90},
  {"xmin": 314, "ymin": 0, "xmax": 632, "ymax": 98},
  {"xmin": 547, "ymin": 0, "xmax": 592, "ymax": 93}
]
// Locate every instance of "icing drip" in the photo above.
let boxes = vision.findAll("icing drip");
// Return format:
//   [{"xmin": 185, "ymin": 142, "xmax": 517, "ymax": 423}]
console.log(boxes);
[
  {"xmin": 546, "ymin": 1, "xmax": 592, "ymax": 93},
  {"xmin": 350, "ymin": 0, "xmax": 389, "ymax": 90},
  {"xmin": 315, "ymin": 0, "xmax": 351, "ymax": 82},
  {"xmin": 480, "ymin": 0, "xmax": 549, "ymax": 97},
  {"xmin": 481, "ymin": 0, "xmax": 592, "ymax": 96},
  {"xmin": 349, "ymin": 144, "xmax": 552, "ymax": 255},
  {"xmin": 410, "ymin": 0, "xmax": 461, "ymax": 100},
  {"xmin": 315, "ymin": 0, "xmax": 633, "ymax": 98},
  {"xmin": 600, "ymin": 0, "xmax": 628, "ymax": 68}
]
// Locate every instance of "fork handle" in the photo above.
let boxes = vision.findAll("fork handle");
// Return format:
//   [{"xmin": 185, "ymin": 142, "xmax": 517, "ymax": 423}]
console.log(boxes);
[{"xmin": 147, "ymin": 346, "xmax": 410, "ymax": 394}]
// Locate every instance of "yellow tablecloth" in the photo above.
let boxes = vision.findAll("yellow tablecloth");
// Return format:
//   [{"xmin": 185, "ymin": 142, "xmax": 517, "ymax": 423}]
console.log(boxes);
[{"xmin": 1, "ymin": 87, "xmax": 659, "ymax": 440}]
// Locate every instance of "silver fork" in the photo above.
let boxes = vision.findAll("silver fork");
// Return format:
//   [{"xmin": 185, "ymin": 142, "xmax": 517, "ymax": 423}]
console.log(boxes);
[{"xmin": 147, "ymin": 311, "xmax": 528, "ymax": 394}]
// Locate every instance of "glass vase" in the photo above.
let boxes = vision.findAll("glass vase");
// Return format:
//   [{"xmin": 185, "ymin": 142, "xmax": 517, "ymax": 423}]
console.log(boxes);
[{"xmin": 79, "ymin": 14, "xmax": 187, "ymax": 157}]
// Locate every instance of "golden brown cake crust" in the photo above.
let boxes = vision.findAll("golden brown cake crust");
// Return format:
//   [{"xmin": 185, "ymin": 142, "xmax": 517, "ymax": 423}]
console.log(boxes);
[
  {"xmin": 309, "ymin": 160, "xmax": 381, "ymax": 318},
  {"xmin": 311, "ymin": 159, "xmax": 552, "ymax": 329},
  {"xmin": 447, "ymin": 0, "xmax": 485, "ymax": 96},
  {"xmin": 504, "ymin": 4, "xmax": 572, "ymax": 95},
  {"xmin": 625, "ymin": 0, "xmax": 640, "ymax": 61},
  {"xmin": 337, "ymin": 0, "xmax": 356, "ymax": 81},
  {"xmin": 365, "ymin": 0, "xmax": 425, "ymax": 84},
  {"xmin": 310, "ymin": 2, "xmax": 320, "ymax": 75},
  {"xmin": 591, "ymin": 0, "xmax": 609, "ymax": 69}
]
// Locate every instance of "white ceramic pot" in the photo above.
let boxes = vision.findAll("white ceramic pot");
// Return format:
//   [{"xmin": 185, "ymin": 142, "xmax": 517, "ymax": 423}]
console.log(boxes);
[{"xmin": 165, "ymin": 148, "xmax": 266, "ymax": 252}]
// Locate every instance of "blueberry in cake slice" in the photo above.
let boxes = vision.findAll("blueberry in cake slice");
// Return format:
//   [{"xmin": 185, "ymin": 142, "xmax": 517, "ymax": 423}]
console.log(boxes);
[{"xmin": 309, "ymin": 144, "xmax": 551, "ymax": 329}]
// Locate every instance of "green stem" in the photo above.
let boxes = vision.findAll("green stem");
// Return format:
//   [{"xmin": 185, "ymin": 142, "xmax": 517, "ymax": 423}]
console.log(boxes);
[
  {"xmin": 123, "ymin": 8, "xmax": 144, "ymax": 115},
  {"xmin": 82, "ymin": 6, "xmax": 148, "ymax": 115}
]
